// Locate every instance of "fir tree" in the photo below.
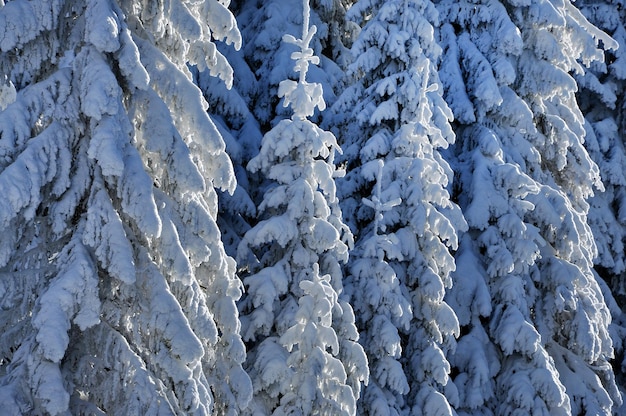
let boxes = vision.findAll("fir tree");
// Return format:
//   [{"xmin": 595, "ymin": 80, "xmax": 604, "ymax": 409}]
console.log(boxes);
[
  {"xmin": 437, "ymin": 0, "xmax": 621, "ymax": 414},
  {"xmin": 237, "ymin": 1, "xmax": 367, "ymax": 414},
  {"xmin": 0, "ymin": 1, "xmax": 251, "ymax": 414},
  {"xmin": 330, "ymin": 0, "xmax": 467, "ymax": 414}
]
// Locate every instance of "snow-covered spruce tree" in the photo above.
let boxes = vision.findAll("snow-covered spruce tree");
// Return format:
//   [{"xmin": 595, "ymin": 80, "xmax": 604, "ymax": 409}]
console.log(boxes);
[
  {"xmin": 329, "ymin": 1, "xmax": 467, "ymax": 414},
  {"xmin": 229, "ymin": 1, "xmax": 357, "ymax": 258},
  {"xmin": 437, "ymin": 0, "xmax": 621, "ymax": 414},
  {"xmin": 436, "ymin": 2, "xmax": 563, "ymax": 413},
  {"xmin": 575, "ymin": 0, "xmax": 626, "ymax": 399},
  {"xmin": 236, "ymin": 1, "xmax": 367, "ymax": 414},
  {"xmin": 194, "ymin": 0, "xmax": 355, "ymax": 261},
  {"xmin": 0, "ymin": 1, "xmax": 252, "ymax": 414}
]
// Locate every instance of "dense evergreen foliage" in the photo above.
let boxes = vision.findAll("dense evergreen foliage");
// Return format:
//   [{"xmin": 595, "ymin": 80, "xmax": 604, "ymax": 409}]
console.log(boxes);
[{"xmin": 0, "ymin": 0, "xmax": 625, "ymax": 414}]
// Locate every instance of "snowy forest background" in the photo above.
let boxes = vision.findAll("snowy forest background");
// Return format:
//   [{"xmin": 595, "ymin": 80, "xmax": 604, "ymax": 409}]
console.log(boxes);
[{"xmin": 2, "ymin": 0, "xmax": 626, "ymax": 414}]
